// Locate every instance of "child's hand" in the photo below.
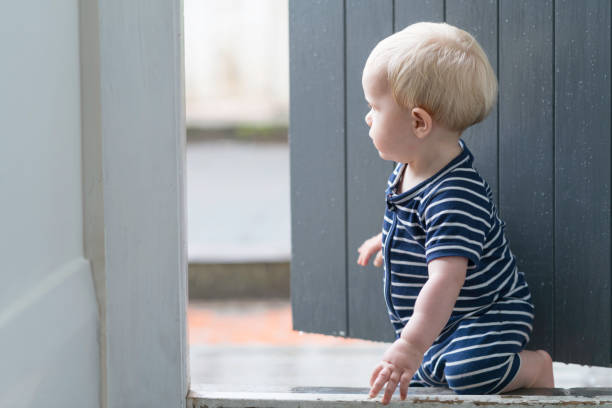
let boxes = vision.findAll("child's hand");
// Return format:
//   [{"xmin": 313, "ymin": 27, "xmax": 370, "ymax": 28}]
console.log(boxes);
[
  {"xmin": 368, "ymin": 338, "xmax": 424, "ymax": 405},
  {"xmin": 357, "ymin": 233, "xmax": 383, "ymax": 267}
]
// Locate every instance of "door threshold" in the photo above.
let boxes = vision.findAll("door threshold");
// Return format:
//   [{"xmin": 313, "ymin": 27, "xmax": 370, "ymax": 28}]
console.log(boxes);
[{"xmin": 188, "ymin": 384, "xmax": 612, "ymax": 407}]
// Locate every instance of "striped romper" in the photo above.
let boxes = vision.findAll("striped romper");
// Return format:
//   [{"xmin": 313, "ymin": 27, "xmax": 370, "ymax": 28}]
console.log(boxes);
[{"xmin": 381, "ymin": 138, "xmax": 534, "ymax": 395}]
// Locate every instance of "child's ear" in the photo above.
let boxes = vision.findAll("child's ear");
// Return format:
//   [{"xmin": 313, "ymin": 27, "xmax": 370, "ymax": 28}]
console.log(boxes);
[{"xmin": 411, "ymin": 107, "xmax": 432, "ymax": 137}]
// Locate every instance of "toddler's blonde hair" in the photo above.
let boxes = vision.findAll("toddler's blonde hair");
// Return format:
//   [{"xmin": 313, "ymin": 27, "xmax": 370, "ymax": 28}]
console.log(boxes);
[{"xmin": 366, "ymin": 21, "xmax": 498, "ymax": 133}]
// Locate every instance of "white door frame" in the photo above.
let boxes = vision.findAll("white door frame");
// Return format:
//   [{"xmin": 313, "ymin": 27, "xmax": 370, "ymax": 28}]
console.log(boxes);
[{"xmin": 80, "ymin": 1, "xmax": 189, "ymax": 406}]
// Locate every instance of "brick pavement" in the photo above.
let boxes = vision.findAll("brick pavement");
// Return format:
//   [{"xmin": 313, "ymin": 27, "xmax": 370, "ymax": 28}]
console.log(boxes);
[{"xmin": 188, "ymin": 299, "xmax": 376, "ymax": 346}]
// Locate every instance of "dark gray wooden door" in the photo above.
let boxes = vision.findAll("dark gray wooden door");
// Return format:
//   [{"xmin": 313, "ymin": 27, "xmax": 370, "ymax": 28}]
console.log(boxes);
[{"xmin": 289, "ymin": 0, "xmax": 611, "ymax": 366}]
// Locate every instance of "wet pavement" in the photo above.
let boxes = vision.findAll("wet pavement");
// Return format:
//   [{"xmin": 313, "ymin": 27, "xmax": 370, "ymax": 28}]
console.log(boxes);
[
  {"xmin": 188, "ymin": 299, "xmax": 612, "ymax": 389},
  {"xmin": 186, "ymin": 139, "xmax": 290, "ymax": 263}
]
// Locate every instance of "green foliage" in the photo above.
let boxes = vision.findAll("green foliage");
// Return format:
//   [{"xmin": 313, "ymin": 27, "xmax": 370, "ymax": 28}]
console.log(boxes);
[{"xmin": 187, "ymin": 123, "xmax": 288, "ymax": 142}]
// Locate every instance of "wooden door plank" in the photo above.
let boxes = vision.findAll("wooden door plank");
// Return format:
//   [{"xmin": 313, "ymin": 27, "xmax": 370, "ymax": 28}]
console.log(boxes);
[
  {"xmin": 498, "ymin": 0, "xmax": 555, "ymax": 355},
  {"xmin": 289, "ymin": 0, "xmax": 348, "ymax": 336},
  {"xmin": 554, "ymin": 0, "xmax": 611, "ymax": 365},
  {"xmin": 346, "ymin": 0, "xmax": 396, "ymax": 342}
]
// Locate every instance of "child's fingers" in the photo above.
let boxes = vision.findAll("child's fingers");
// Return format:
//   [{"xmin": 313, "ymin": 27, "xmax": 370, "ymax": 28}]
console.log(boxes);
[
  {"xmin": 357, "ymin": 245, "xmax": 376, "ymax": 266},
  {"xmin": 373, "ymin": 250, "xmax": 383, "ymax": 267},
  {"xmin": 369, "ymin": 363, "xmax": 391, "ymax": 398},
  {"xmin": 357, "ymin": 234, "xmax": 384, "ymax": 266},
  {"xmin": 358, "ymin": 252, "xmax": 372, "ymax": 266},
  {"xmin": 369, "ymin": 362, "xmax": 384, "ymax": 388},
  {"xmin": 357, "ymin": 251, "xmax": 365, "ymax": 265},
  {"xmin": 399, "ymin": 371, "xmax": 411, "ymax": 400}
]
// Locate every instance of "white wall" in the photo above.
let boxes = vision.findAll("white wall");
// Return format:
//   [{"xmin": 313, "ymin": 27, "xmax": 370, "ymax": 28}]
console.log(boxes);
[{"xmin": 0, "ymin": 1, "xmax": 99, "ymax": 406}]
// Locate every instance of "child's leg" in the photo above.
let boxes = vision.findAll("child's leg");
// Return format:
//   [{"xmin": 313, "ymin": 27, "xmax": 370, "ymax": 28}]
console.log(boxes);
[{"xmin": 499, "ymin": 350, "xmax": 554, "ymax": 393}]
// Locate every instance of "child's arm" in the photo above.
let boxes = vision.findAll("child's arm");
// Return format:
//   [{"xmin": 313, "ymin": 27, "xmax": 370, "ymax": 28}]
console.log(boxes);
[
  {"xmin": 399, "ymin": 256, "xmax": 467, "ymax": 351},
  {"xmin": 368, "ymin": 256, "xmax": 467, "ymax": 404}
]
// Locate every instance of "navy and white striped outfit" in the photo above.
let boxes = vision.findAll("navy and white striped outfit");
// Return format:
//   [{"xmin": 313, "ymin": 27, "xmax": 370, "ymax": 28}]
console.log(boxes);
[{"xmin": 381, "ymin": 138, "xmax": 534, "ymax": 395}]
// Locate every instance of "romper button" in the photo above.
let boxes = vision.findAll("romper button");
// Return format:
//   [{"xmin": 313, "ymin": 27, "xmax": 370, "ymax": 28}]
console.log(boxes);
[{"xmin": 386, "ymin": 197, "xmax": 395, "ymax": 211}]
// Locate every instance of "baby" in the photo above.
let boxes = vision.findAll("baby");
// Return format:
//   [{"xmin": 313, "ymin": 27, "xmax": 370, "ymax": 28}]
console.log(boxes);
[{"xmin": 356, "ymin": 22, "xmax": 554, "ymax": 404}]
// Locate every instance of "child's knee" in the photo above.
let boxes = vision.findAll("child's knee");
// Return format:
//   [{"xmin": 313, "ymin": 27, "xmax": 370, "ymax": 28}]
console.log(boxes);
[{"xmin": 535, "ymin": 349, "xmax": 552, "ymax": 368}]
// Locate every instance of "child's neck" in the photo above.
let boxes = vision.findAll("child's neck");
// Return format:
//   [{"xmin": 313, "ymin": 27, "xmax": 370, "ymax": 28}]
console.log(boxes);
[{"xmin": 404, "ymin": 136, "xmax": 463, "ymax": 182}]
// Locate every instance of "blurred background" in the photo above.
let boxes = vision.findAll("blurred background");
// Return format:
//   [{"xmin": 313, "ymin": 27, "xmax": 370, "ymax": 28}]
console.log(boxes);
[
  {"xmin": 184, "ymin": 0, "xmax": 612, "ymax": 389},
  {"xmin": 185, "ymin": 0, "xmax": 290, "ymax": 265},
  {"xmin": 183, "ymin": 0, "xmax": 383, "ymax": 388}
]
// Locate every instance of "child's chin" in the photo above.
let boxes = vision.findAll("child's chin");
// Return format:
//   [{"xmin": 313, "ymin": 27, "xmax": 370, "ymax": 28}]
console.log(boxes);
[{"xmin": 378, "ymin": 151, "xmax": 392, "ymax": 161}]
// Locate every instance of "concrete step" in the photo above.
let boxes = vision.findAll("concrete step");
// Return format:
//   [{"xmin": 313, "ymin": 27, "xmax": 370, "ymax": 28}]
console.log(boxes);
[
  {"xmin": 188, "ymin": 384, "xmax": 612, "ymax": 407},
  {"xmin": 188, "ymin": 262, "xmax": 290, "ymax": 299}
]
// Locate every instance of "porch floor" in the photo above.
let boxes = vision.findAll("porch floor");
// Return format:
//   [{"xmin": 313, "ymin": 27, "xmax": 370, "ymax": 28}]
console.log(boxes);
[{"xmin": 188, "ymin": 299, "xmax": 612, "ymax": 389}]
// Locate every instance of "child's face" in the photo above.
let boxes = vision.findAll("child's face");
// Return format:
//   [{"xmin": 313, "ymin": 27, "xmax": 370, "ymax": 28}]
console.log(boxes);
[{"xmin": 362, "ymin": 62, "xmax": 420, "ymax": 163}]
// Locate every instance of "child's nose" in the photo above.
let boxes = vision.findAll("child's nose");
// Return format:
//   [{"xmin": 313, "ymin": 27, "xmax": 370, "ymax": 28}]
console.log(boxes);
[{"xmin": 365, "ymin": 112, "xmax": 372, "ymax": 127}]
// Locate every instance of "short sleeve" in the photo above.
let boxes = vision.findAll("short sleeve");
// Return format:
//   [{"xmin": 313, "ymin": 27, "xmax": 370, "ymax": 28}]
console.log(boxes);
[{"xmin": 423, "ymin": 182, "xmax": 492, "ymax": 268}]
